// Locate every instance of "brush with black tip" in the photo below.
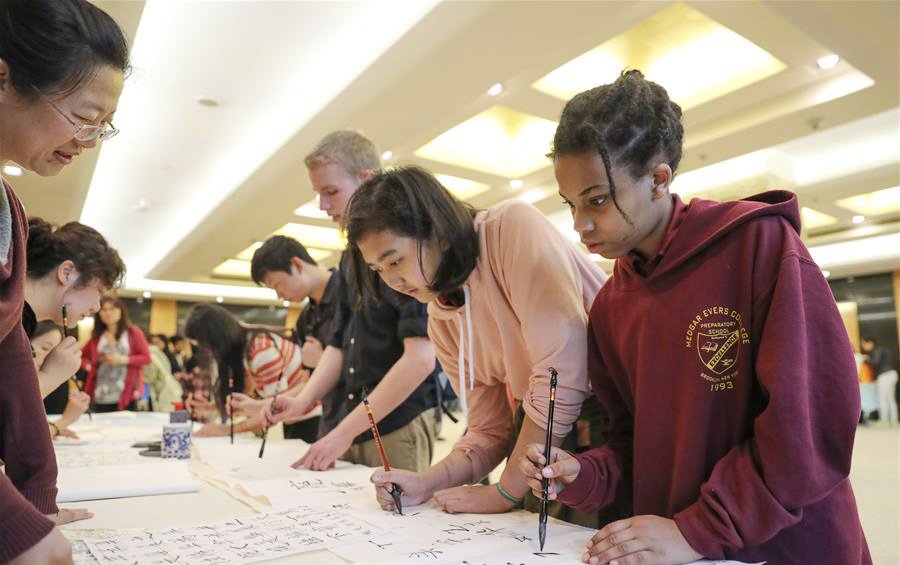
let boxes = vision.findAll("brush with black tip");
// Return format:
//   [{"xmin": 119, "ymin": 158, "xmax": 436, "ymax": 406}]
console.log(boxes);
[
  {"xmin": 62, "ymin": 305, "xmax": 91, "ymax": 421},
  {"xmin": 539, "ymin": 367, "xmax": 558, "ymax": 551},
  {"xmin": 362, "ymin": 387, "xmax": 403, "ymax": 515}
]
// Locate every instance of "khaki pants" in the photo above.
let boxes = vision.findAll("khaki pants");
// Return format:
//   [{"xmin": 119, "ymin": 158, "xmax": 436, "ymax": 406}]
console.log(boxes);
[{"xmin": 341, "ymin": 408, "xmax": 440, "ymax": 472}]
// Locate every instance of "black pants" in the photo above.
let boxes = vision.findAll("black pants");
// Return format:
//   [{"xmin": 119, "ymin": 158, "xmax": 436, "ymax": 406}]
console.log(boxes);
[
  {"xmin": 513, "ymin": 395, "xmax": 632, "ymax": 529},
  {"xmin": 93, "ymin": 401, "xmax": 136, "ymax": 413},
  {"xmin": 283, "ymin": 416, "xmax": 322, "ymax": 443}
]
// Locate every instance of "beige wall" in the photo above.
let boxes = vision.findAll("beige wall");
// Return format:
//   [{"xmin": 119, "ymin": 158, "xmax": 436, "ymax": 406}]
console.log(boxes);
[
  {"xmin": 836, "ymin": 301, "xmax": 861, "ymax": 353},
  {"xmin": 149, "ymin": 298, "xmax": 177, "ymax": 336}
]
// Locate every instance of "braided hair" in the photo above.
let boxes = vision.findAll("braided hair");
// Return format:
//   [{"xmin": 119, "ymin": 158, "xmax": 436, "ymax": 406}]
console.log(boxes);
[{"xmin": 550, "ymin": 70, "xmax": 684, "ymax": 224}]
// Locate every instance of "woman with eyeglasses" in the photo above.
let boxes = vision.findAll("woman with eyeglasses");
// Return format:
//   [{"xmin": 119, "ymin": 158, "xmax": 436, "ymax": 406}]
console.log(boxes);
[{"xmin": 0, "ymin": 1, "xmax": 129, "ymax": 563}]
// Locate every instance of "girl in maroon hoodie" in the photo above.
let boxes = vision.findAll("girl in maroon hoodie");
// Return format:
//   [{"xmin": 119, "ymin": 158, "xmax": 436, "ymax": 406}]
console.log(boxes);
[{"xmin": 521, "ymin": 70, "xmax": 870, "ymax": 565}]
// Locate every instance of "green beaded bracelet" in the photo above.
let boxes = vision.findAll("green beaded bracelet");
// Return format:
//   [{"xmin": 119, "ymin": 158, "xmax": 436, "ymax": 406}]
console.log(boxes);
[{"xmin": 495, "ymin": 482, "xmax": 524, "ymax": 507}]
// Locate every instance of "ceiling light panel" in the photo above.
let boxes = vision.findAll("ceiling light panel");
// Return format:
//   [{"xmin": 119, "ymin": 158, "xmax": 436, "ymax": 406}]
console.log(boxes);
[
  {"xmin": 212, "ymin": 259, "xmax": 252, "ymax": 278},
  {"xmin": 81, "ymin": 1, "xmax": 438, "ymax": 279},
  {"xmin": 800, "ymin": 206, "xmax": 838, "ymax": 230},
  {"xmin": 434, "ymin": 174, "xmax": 491, "ymax": 200},
  {"xmin": 836, "ymin": 186, "xmax": 900, "ymax": 217},
  {"xmin": 235, "ymin": 241, "xmax": 331, "ymax": 262},
  {"xmin": 533, "ymin": 3, "xmax": 786, "ymax": 110},
  {"xmin": 415, "ymin": 106, "xmax": 558, "ymax": 178},
  {"xmin": 272, "ymin": 223, "xmax": 344, "ymax": 250}
]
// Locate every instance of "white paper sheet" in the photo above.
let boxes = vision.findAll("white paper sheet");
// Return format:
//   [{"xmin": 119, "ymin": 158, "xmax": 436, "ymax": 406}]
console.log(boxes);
[
  {"xmin": 57, "ymin": 460, "xmax": 201, "ymax": 502},
  {"xmin": 55, "ymin": 446, "xmax": 150, "ymax": 468},
  {"xmin": 85, "ymin": 504, "xmax": 383, "ymax": 565},
  {"xmin": 330, "ymin": 508, "xmax": 591, "ymax": 565}
]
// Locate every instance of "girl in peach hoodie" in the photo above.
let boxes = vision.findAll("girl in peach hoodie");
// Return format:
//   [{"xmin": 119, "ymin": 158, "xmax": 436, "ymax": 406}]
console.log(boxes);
[{"xmin": 344, "ymin": 165, "xmax": 612, "ymax": 519}]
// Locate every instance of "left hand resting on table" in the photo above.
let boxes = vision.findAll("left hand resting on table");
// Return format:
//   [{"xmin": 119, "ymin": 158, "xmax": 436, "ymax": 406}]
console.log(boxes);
[
  {"xmin": 433, "ymin": 483, "xmax": 518, "ymax": 514},
  {"xmin": 292, "ymin": 429, "xmax": 352, "ymax": 471},
  {"xmin": 193, "ymin": 422, "xmax": 230, "ymax": 437},
  {"xmin": 582, "ymin": 515, "xmax": 702, "ymax": 565},
  {"xmin": 49, "ymin": 508, "xmax": 93, "ymax": 525}
]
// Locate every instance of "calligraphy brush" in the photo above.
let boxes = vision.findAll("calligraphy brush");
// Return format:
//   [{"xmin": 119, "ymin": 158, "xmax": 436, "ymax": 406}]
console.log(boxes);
[
  {"xmin": 539, "ymin": 367, "xmax": 558, "ymax": 551},
  {"xmin": 362, "ymin": 387, "xmax": 403, "ymax": 515},
  {"xmin": 62, "ymin": 304, "xmax": 91, "ymax": 421}
]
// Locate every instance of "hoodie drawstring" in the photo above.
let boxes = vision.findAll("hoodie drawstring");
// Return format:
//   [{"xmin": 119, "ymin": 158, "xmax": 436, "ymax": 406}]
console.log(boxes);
[{"xmin": 456, "ymin": 285, "xmax": 475, "ymax": 420}]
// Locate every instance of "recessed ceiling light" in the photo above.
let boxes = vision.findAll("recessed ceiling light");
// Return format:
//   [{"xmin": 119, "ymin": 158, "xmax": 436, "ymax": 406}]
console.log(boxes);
[
  {"xmin": 509, "ymin": 179, "xmax": 524, "ymax": 190},
  {"xmin": 414, "ymin": 105, "xmax": 557, "ymax": 178},
  {"xmin": 282, "ymin": 300, "xmax": 291, "ymax": 308},
  {"xmin": 142, "ymin": 291, "xmax": 152, "ymax": 299},
  {"xmin": 816, "ymin": 54, "xmax": 840, "ymax": 70},
  {"xmin": 381, "ymin": 150, "xmax": 393, "ymax": 161},
  {"xmin": 851, "ymin": 215, "xmax": 865, "ymax": 224},
  {"xmin": 197, "ymin": 96, "xmax": 221, "ymax": 107},
  {"xmin": 2, "ymin": 164, "xmax": 23, "ymax": 176},
  {"xmin": 433, "ymin": 174, "xmax": 491, "ymax": 200},
  {"xmin": 821, "ymin": 270, "xmax": 831, "ymax": 278},
  {"xmin": 487, "ymin": 83, "xmax": 503, "ymax": 96},
  {"xmin": 532, "ymin": 3, "xmax": 786, "ymax": 110},
  {"xmin": 216, "ymin": 296, "xmax": 224, "ymax": 303}
]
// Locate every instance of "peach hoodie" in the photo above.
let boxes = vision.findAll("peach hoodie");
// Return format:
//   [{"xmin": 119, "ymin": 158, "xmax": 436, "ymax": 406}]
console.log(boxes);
[{"xmin": 428, "ymin": 200, "xmax": 607, "ymax": 480}]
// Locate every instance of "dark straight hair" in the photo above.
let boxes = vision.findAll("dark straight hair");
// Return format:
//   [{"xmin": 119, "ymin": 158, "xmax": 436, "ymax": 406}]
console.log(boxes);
[
  {"xmin": 92, "ymin": 294, "xmax": 131, "ymax": 340},
  {"xmin": 0, "ymin": 0, "xmax": 130, "ymax": 99},
  {"xmin": 183, "ymin": 303, "xmax": 287, "ymax": 416},
  {"xmin": 344, "ymin": 166, "xmax": 480, "ymax": 304},
  {"xmin": 250, "ymin": 235, "xmax": 318, "ymax": 286}
]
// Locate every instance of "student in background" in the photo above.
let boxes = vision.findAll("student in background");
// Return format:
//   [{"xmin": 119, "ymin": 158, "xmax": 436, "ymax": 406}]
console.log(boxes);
[
  {"xmin": 81, "ymin": 296, "xmax": 151, "ymax": 412},
  {"xmin": 246, "ymin": 235, "xmax": 343, "ymax": 439},
  {"xmin": 263, "ymin": 131, "xmax": 440, "ymax": 473},
  {"xmin": 143, "ymin": 336, "xmax": 184, "ymax": 413},
  {"xmin": 151, "ymin": 334, "xmax": 182, "ymax": 374},
  {"xmin": 862, "ymin": 336, "xmax": 898, "ymax": 425},
  {"xmin": 0, "ymin": 0, "xmax": 128, "ymax": 560},
  {"xmin": 344, "ymin": 166, "xmax": 612, "ymax": 523},
  {"xmin": 184, "ymin": 303, "xmax": 314, "ymax": 438},
  {"xmin": 24, "ymin": 217, "xmax": 125, "ymax": 407},
  {"xmin": 522, "ymin": 70, "xmax": 870, "ymax": 564},
  {"xmin": 32, "ymin": 321, "xmax": 91, "ymax": 439},
  {"xmin": 171, "ymin": 334, "xmax": 195, "ymax": 369}
]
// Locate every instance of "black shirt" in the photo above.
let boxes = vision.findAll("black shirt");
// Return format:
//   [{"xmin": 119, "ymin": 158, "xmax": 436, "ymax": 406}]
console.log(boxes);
[
  {"xmin": 866, "ymin": 346, "xmax": 897, "ymax": 376},
  {"xmin": 293, "ymin": 268, "xmax": 342, "ymax": 436},
  {"xmin": 22, "ymin": 301, "xmax": 36, "ymax": 339},
  {"xmin": 329, "ymin": 253, "xmax": 438, "ymax": 444},
  {"xmin": 22, "ymin": 302, "xmax": 69, "ymax": 414}
]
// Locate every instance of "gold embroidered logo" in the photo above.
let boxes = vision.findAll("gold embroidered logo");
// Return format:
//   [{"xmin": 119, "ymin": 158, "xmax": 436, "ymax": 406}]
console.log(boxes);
[{"xmin": 684, "ymin": 306, "xmax": 750, "ymax": 391}]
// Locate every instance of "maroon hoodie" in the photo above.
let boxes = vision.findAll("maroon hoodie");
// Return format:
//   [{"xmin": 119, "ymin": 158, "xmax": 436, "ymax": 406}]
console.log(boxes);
[
  {"xmin": 0, "ymin": 180, "xmax": 59, "ymax": 561},
  {"xmin": 558, "ymin": 191, "xmax": 870, "ymax": 563}
]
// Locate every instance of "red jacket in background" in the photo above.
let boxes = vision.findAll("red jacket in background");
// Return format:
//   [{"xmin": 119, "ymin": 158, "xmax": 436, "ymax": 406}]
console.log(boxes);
[
  {"xmin": 82, "ymin": 325, "xmax": 151, "ymax": 410},
  {"xmin": 558, "ymin": 191, "xmax": 870, "ymax": 563}
]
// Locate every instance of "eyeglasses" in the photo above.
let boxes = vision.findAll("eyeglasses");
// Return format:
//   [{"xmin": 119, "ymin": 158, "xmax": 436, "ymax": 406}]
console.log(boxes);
[{"xmin": 45, "ymin": 98, "xmax": 119, "ymax": 143}]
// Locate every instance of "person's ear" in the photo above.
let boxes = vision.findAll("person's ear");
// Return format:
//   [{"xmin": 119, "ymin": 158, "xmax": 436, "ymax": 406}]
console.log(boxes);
[
  {"xmin": 290, "ymin": 256, "xmax": 305, "ymax": 276},
  {"xmin": 0, "ymin": 58, "xmax": 10, "ymax": 95},
  {"xmin": 56, "ymin": 260, "xmax": 79, "ymax": 288},
  {"xmin": 650, "ymin": 163, "xmax": 673, "ymax": 200}
]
